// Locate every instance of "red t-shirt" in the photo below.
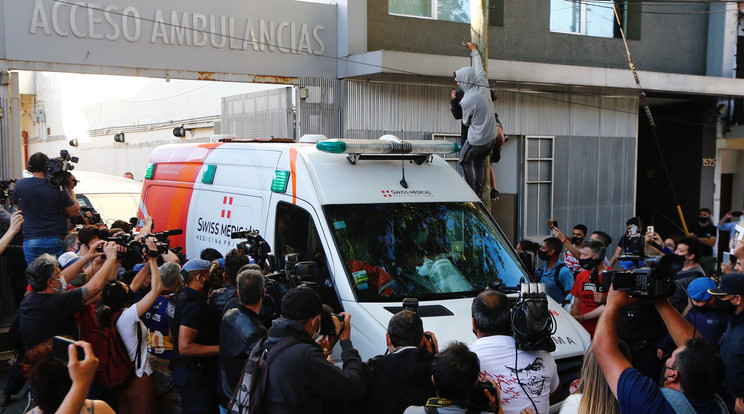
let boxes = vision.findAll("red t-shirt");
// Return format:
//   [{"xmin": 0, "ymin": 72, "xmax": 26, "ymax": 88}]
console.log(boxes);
[{"xmin": 570, "ymin": 269, "xmax": 604, "ymax": 337}]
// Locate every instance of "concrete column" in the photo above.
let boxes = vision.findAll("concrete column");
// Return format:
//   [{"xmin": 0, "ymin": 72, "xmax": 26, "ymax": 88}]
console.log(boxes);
[{"xmin": 9, "ymin": 71, "xmax": 22, "ymax": 178}]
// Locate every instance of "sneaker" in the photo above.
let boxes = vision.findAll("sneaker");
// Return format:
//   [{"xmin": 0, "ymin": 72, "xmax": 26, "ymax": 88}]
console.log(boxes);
[{"xmin": 490, "ymin": 189, "xmax": 500, "ymax": 200}]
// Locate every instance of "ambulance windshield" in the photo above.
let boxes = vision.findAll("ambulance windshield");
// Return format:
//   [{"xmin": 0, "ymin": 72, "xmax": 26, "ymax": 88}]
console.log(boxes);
[{"xmin": 324, "ymin": 202, "xmax": 529, "ymax": 301}]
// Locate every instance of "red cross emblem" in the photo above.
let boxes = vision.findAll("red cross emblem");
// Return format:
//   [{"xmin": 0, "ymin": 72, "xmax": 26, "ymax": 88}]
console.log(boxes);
[
  {"xmin": 381, "ymin": 190, "xmax": 392, "ymax": 198},
  {"xmin": 221, "ymin": 196, "xmax": 233, "ymax": 218}
]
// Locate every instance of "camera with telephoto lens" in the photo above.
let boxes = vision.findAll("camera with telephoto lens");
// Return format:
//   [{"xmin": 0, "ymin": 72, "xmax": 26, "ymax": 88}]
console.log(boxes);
[
  {"xmin": 46, "ymin": 150, "xmax": 78, "ymax": 188},
  {"xmin": 469, "ymin": 380, "xmax": 499, "ymax": 412},
  {"xmin": 147, "ymin": 229, "xmax": 182, "ymax": 255},
  {"xmin": 320, "ymin": 305, "xmax": 345, "ymax": 336},
  {"xmin": 0, "ymin": 179, "xmax": 16, "ymax": 201},
  {"xmin": 603, "ymin": 254, "xmax": 683, "ymax": 298},
  {"xmin": 231, "ymin": 228, "xmax": 271, "ymax": 264}
]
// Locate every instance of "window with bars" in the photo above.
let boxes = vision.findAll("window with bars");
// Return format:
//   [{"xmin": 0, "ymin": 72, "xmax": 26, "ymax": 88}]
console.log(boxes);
[{"xmin": 524, "ymin": 136, "xmax": 554, "ymax": 237}]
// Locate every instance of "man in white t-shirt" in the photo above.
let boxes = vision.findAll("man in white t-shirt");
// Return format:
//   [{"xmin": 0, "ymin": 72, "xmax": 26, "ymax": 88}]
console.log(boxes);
[{"xmin": 468, "ymin": 290, "xmax": 560, "ymax": 414}]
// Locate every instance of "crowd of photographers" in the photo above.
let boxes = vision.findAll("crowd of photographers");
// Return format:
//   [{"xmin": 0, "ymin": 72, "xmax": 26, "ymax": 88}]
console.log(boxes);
[{"xmin": 0, "ymin": 152, "xmax": 743, "ymax": 413}]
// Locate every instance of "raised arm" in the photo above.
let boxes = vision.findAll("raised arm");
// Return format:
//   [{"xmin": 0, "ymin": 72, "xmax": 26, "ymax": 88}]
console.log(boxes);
[
  {"xmin": 0, "ymin": 211, "xmax": 22, "ymax": 256},
  {"xmin": 135, "ymin": 241, "xmax": 163, "ymax": 318},
  {"xmin": 593, "ymin": 287, "xmax": 634, "ymax": 397},
  {"xmin": 81, "ymin": 242, "xmax": 120, "ymax": 301},
  {"xmin": 61, "ymin": 240, "xmax": 104, "ymax": 284},
  {"xmin": 653, "ymin": 297, "xmax": 699, "ymax": 347}
]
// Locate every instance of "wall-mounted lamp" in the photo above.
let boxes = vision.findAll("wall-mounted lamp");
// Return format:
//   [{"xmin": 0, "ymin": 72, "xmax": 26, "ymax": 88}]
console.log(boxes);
[
  {"xmin": 69, "ymin": 138, "xmax": 78, "ymax": 147},
  {"xmin": 173, "ymin": 126, "xmax": 186, "ymax": 137},
  {"xmin": 114, "ymin": 132, "xmax": 125, "ymax": 143}
]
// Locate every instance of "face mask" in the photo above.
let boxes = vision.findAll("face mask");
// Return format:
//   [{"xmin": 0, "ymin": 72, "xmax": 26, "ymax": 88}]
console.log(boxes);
[
  {"xmin": 692, "ymin": 304, "xmax": 712, "ymax": 313},
  {"xmin": 677, "ymin": 254, "xmax": 688, "ymax": 262},
  {"xmin": 578, "ymin": 258, "xmax": 597, "ymax": 270},
  {"xmin": 699, "ymin": 217, "xmax": 710, "ymax": 223},
  {"xmin": 537, "ymin": 249, "xmax": 549, "ymax": 261},
  {"xmin": 715, "ymin": 297, "xmax": 737, "ymax": 315},
  {"xmin": 571, "ymin": 237, "xmax": 584, "ymax": 246},
  {"xmin": 55, "ymin": 276, "xmax": 67, "ymax": 292}
]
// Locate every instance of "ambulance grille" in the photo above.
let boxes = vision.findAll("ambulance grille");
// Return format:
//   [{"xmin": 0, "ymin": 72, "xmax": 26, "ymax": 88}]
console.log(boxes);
[{"xmin": 383, "ymin": 305, "xmax": 453, "ymax": 317}]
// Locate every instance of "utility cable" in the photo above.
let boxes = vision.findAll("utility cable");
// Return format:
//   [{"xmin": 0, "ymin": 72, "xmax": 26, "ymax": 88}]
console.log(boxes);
[
  {"xmin": 612, "ymin": 3, "xmax": 690, "ymax": 235},
  {"xmin": 46, "ymin": 0, "xmax": 726, "ymax": 131}
]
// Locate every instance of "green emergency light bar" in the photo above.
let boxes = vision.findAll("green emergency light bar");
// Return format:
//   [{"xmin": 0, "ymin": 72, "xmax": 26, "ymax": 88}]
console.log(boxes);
[{"xmin": 316, "ymin": 135, "xmax": 461, "ymax": 155}]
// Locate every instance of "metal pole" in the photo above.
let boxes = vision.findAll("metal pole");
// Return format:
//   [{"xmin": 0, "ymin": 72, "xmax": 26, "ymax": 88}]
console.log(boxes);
[{"xmin": 471, "ymin": 0, "xmax": 491, "ymax": 206}]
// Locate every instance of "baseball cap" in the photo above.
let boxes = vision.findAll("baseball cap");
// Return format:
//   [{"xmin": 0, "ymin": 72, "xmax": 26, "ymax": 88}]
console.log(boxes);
[
  {"xmin": 215, "ymin": 258, "xmax": 225, "ymax": 269},
  {"xmin": 281, "ymin": 286, "xmax": 322, "ymax": 320},
  {"xmin": 708, "ymin": 273, "xmax": 744, "ymax": 296},
  {"xmin": 182, "ymin": 259, "xmax": 211, "ymax": 273},
  {"xmin": 57, "ymin": 252, "xmax": 80, "ymax": 270},
  {"xmin": 132, "ymin": 263, "xmax": 146, "ymax": 273},
  {"xmin": 687, "ymin": 277, "xmax": 717, "ymax": 301}
]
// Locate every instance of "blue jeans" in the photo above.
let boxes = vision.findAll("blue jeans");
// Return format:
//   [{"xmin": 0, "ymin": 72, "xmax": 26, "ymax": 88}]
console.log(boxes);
[{"xmin": 23, "ymin": 237, "xmax": 65, "ymax": 264}]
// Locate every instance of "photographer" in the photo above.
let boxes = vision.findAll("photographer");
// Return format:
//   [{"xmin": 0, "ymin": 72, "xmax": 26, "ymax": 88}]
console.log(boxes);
[
  {"xmin": 349, "ymin": 310, "xmax": 438, "ymax": 414},
  {"xmin": 593, "ymin": 286, "xmax": 735, "ymax": 413},
  {"xmin": 404, "ymin": 342, "xmax": 497, "ymax": 414},
  {"xmin": 469, "ymin": 290, "xmax": 560, "ymax": 414},
  {"xmin": 13, "ymin": 152, "xmax": 80, "ymax": 264},
  {"xmin": 20, "ymin": 242, "xmax": 120, "ymax": 350},
  {"xmin": 218, "ymin": 268, "xmax": 267, "ymax": 412},
  {"xmin": 261, "ymin": 285, "xmax": 366, "ymax": 413},
  {"xmin": 609, "ymin": 218, "xmax": 644, "ymax": 271}
]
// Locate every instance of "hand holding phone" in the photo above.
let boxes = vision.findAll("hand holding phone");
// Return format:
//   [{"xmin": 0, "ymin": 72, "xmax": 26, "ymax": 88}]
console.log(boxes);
[
  {"xmin": 647, "ymin": 226, "xmax": 654, "ymax": 235},
  {"xmin": 53, "ymin": 336, "xmax": 85, "ymax": 364}
]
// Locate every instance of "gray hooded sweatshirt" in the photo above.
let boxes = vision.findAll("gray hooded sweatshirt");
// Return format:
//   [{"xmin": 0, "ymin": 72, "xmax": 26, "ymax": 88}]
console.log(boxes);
[{"xmin": 454, "ymin": 50, "xmax": 496, "ymax": 147}]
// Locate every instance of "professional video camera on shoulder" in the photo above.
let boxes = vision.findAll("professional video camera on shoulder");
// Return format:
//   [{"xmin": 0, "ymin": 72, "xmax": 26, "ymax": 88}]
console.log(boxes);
[
  {"xmin": 46, "ymin": 150, "xmax": 78, "ymax": 189},
  {"xmin": 231, "ymin": 228, "xmax": 271, "ymax": 264},
  {"xmin": 511, "ymin": 283, "xmax": 557, "ymax": 352},
  {"xmin": 602, "ymin": 254, "xmax": 683, "ymax": 298}
]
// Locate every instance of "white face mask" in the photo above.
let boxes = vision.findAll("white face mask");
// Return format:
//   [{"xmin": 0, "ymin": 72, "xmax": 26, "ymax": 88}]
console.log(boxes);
[{"xmin": 55, "ymin": 276, "xmax": 67, "ymax": 292}]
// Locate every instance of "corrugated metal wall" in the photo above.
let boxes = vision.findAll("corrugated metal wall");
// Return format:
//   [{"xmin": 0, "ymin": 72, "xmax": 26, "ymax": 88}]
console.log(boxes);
[
  {"xmin": 221, "ymin": 88, "xmax": 293, "ymax": 139},
  {"xmin": 342, "ymin": 78, "xmax": 638, "ymax": 239},
  {"xmin": 297, "ymin": 78, "xmax": 343, "ymax": 139}
]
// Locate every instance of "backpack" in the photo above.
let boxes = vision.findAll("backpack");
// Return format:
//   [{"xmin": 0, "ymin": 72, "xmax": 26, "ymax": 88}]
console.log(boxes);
[
  {"xmin": 227, "ymin": 336, "xmax": 299, "ymax": 414},
  {"xmin": 88, "ymin": 309, "xmax": 140, "ymax": 388}
]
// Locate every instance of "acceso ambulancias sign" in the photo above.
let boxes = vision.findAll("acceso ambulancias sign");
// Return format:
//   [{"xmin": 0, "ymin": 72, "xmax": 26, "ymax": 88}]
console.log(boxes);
[{"xmin": 1, "ymin": 0, "xmax": 338, "ymax": 79}]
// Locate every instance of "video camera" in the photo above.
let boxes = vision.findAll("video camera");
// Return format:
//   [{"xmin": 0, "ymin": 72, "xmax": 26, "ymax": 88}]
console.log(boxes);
[
  {"xmin": 511, "ymin": 283, "xmax": 556, "ymax": 352},
  {"xmin": 98, "ymin": 228, "xmax": 182, "ymax": 270},
  {"xmin": 602, "ymin": 254, "xmax": 683, "ymax": 298},
  {"xmin": 46, "ymin": 150, "xmax": 78, "ymax": 188},
  {"xmin": 70, "ymin": 206, "xmax": 102, "ymax": 226},
  {"xmin": 231, "ymin": 228, "xmax": 271, "ymax": 264},
  {"xmin": 0, "ymin": 179, "xmax": 16, "ymax": 201}
]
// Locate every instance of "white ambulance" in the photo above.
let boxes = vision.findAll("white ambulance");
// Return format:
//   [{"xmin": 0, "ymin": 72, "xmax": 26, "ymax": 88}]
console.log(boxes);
[{"xmin": 138, "ymin": 136, "xmax": 588, "ymax": 407}]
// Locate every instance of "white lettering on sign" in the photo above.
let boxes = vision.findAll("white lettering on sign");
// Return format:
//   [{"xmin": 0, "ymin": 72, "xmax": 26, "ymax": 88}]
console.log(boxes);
[{"xmin": 29, "ymin": 0, "xmax": 326, "ymax": 55}]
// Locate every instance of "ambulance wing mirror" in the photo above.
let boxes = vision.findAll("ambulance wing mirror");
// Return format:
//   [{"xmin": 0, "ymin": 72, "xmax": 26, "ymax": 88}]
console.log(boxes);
[{"xmin": 295, "ymin": 261, "xmax": 318, "ymax": 283}]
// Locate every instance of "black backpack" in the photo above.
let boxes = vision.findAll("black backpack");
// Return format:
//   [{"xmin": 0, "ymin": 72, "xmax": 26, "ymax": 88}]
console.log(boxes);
[{"xmin": 227, "ymin": 336, "xmax": 299, "ymax": 414}]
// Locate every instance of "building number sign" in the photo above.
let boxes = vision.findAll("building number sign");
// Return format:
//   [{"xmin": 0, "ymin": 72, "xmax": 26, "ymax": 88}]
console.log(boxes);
[{"xmin": 702, "ymin": 158, "xmax": 716, "ymax": 167}]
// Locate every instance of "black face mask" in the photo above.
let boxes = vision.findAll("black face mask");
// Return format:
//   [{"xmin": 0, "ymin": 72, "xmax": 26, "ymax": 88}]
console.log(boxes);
[
  {"xmin": 537, "ymin": 249, "xmax": 549, "ymax": 261},
  {"xmin": 715, "ymin": 297, "xmax": 737, "ymax": 315},
  {"xmin": 571, "ymin": 237, "xmax": 584, "ymax": 246},
  {"xmin": 692, "ymin": 304, "xmax": 712, "ymax": 314},
  {"xmin": 578, "ymin": 258, "xmax": 598, "ymax": 270},
  {"xmin": 699, "ymin": 217, "xmax": 710, "ymax": 224}
]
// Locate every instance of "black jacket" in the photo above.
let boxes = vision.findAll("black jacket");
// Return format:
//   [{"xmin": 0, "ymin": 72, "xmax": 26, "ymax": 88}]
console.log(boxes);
[
  {"xmin": 218, "ymin": 306, "xmax": 267, "ymax": 407},
  {"xmin": 210, "ymin": 284, "xmax": 237, "ymax": 320},
  {"xmin": 261, "ymin": 318, "xmax": 366, "ymax": 414},
  {"xmin": 355, "ymin": 346, "xmax": 436, "ymax": 414}
]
